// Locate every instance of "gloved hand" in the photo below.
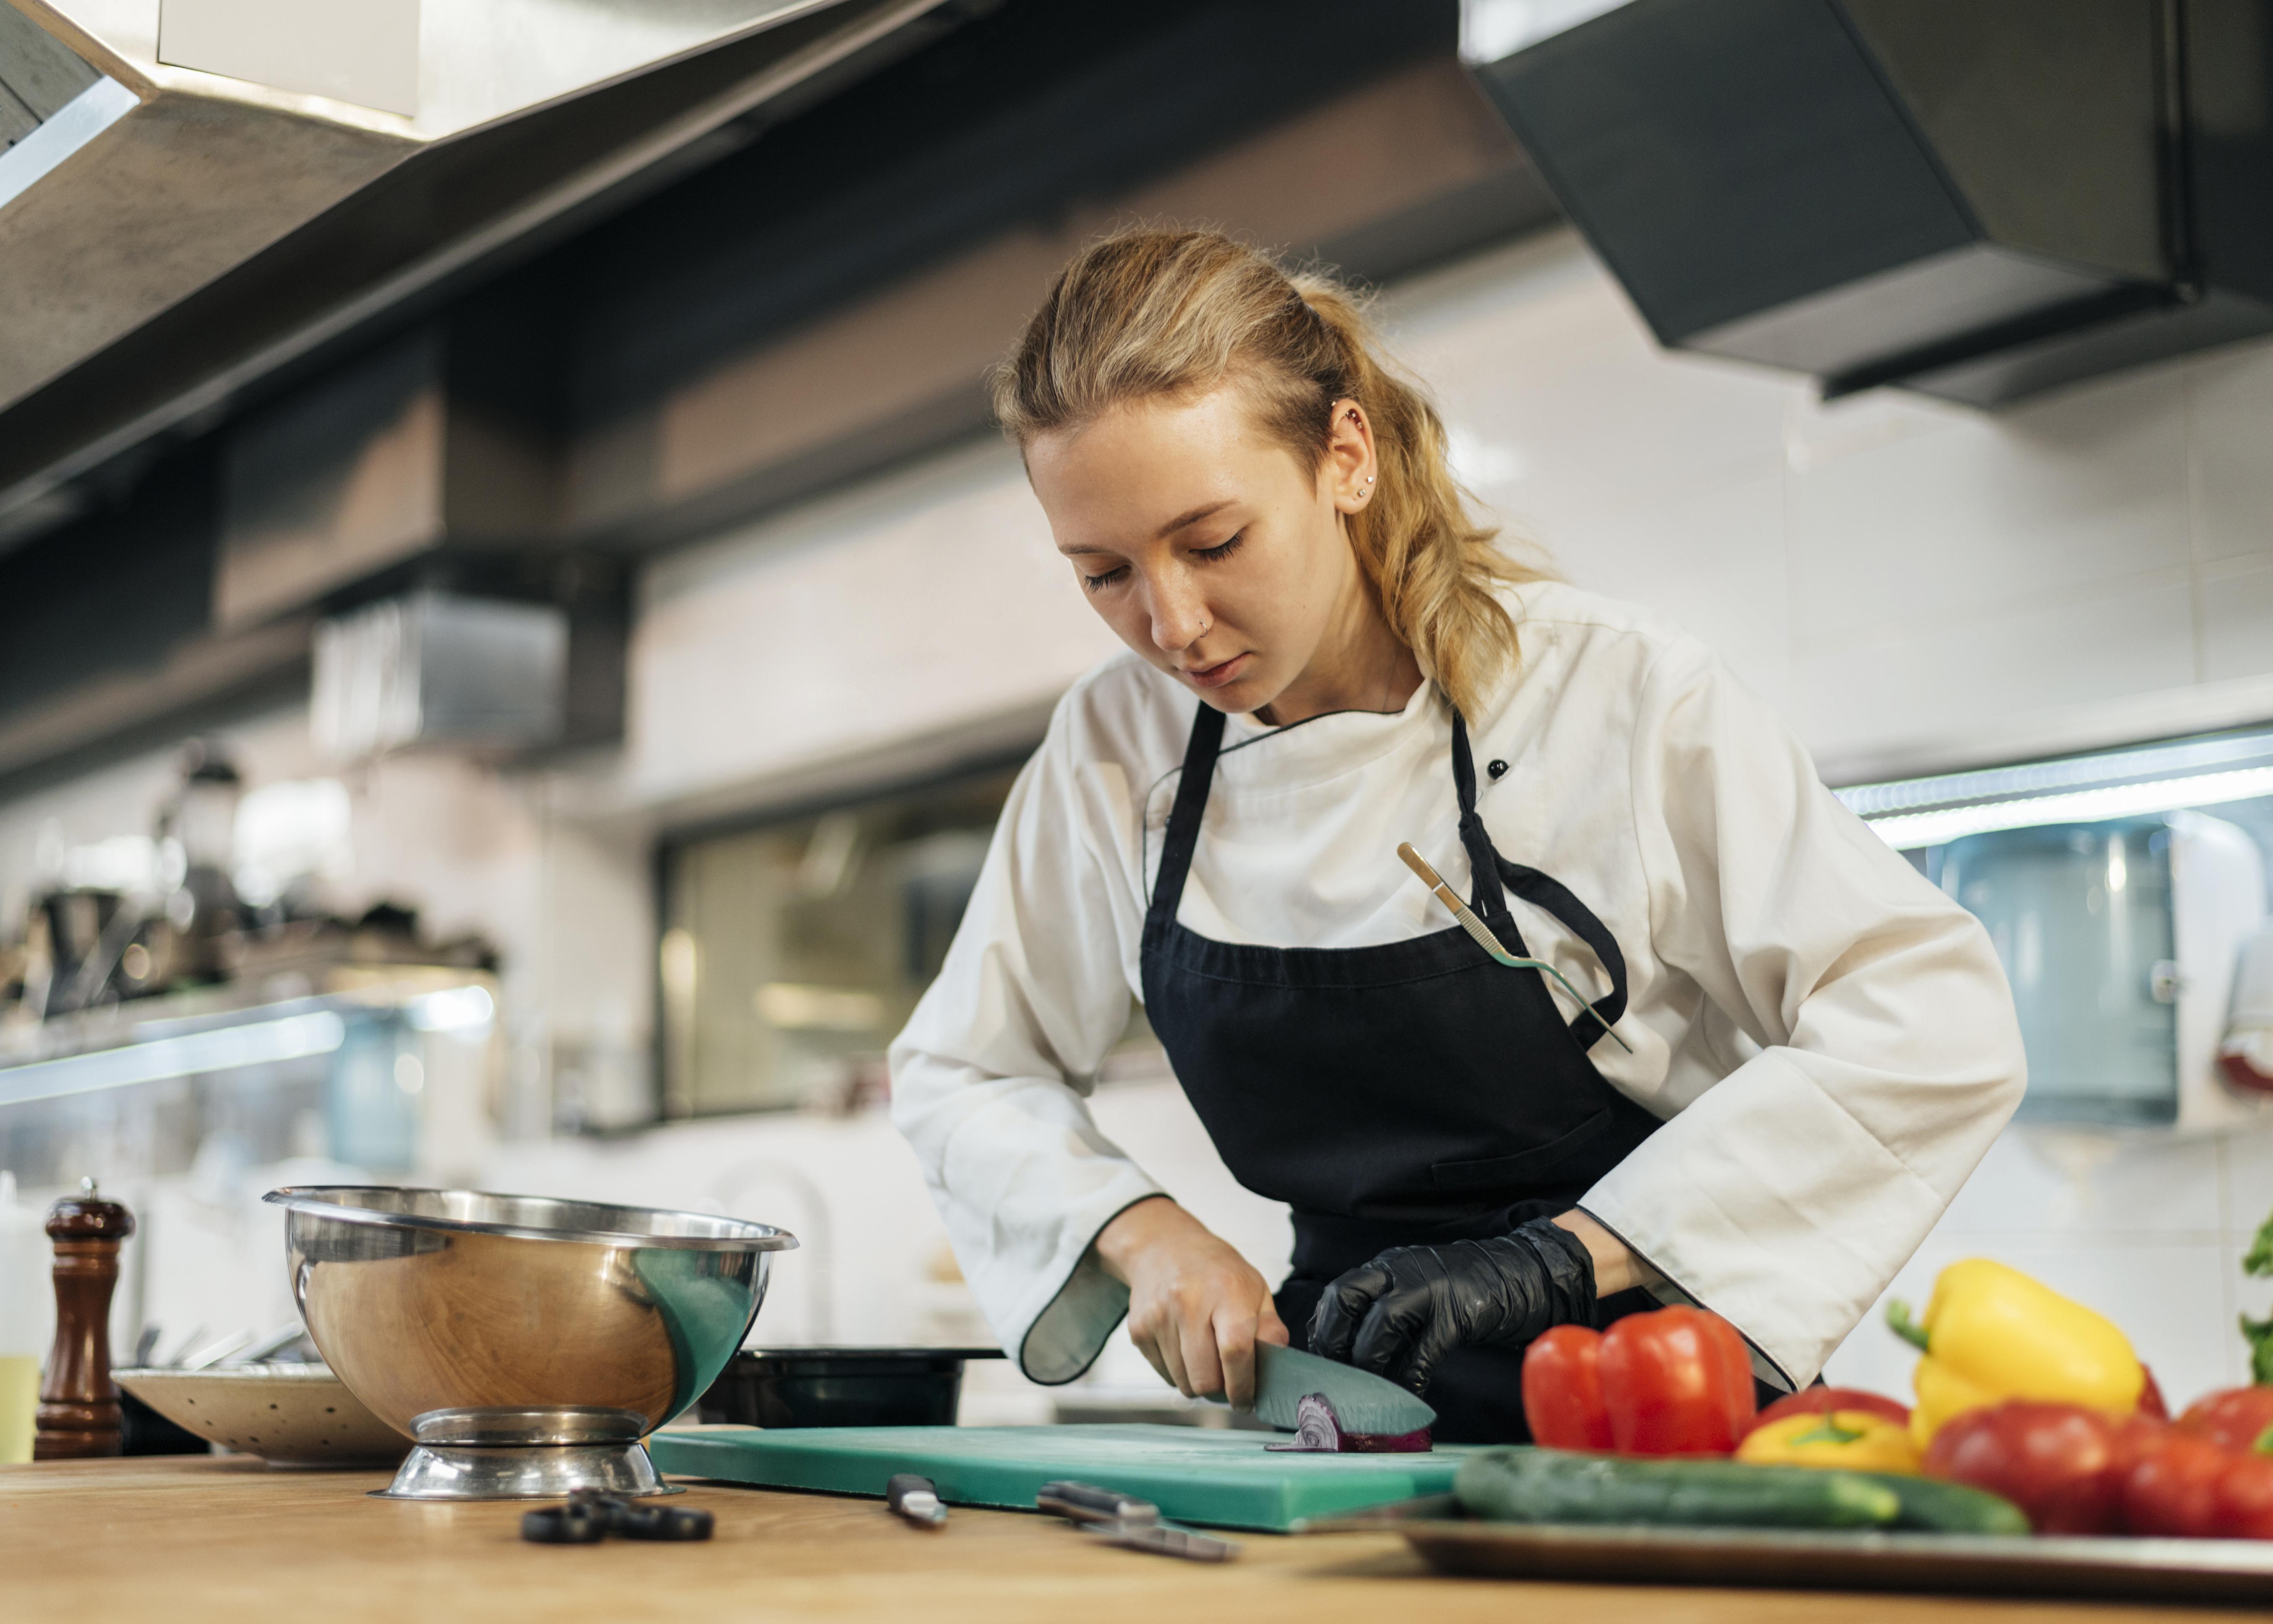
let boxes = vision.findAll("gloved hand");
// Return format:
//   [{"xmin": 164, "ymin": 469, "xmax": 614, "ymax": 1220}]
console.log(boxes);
[{"xmin": 1307, "ymin": 1217, "xmax": 1600, "ymax": 1394}]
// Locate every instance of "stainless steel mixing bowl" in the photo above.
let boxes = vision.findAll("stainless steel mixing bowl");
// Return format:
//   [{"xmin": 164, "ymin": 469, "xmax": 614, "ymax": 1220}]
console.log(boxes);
[{"xmin": 263, "ymin": 1185, "xmax": 795, "ymax": 1500}]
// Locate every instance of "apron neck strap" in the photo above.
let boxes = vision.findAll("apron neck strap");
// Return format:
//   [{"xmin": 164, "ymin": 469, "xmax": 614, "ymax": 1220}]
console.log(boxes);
[
  {"xmin": 1451, "ymin": 711, "xmax": 1509, "ymax": 920},
  {"xmin": 1150, "ymin": 700, "xmax": 1227, "ymax": 925}
]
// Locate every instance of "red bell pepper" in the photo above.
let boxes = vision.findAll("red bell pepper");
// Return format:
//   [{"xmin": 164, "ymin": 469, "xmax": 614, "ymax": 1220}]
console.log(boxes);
[
  {"xmin": 1745, "ymin": 1385, "xmax": 1910, "ymax": 1436},
  {"xmin": 1597, "ymin": 1305, "xmax": 1757, "ymax": 1456},
  {"xmin": 1522, "ymin": 1324, "xmax": 1613, "ymax": 1450},
  {"xmin": 1921, "ymin": 1401, "xmax": 2127, "ymax": 1534},
  {"xmin": 2178, "ymin": 1386, "xmax": 2273, "ymax": 1455}
]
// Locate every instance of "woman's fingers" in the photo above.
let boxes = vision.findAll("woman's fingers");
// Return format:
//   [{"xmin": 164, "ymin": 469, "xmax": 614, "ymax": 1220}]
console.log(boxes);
[
  {"xmin": 1148, "ymin": 1310, "xmax": 1192, "ymax": 1395},
  {"xmin": 1127, "ymin": 1320, "xmax": 1173, "ymax": 1387},
  {"xmin": 1106, "ymin": 1205, "xmax": 1284, "ymax": 1400},
  {"xmin": 1178, "ymin": 1313, "xmax": 1226, "ymax": 1400},
  {"xmin": 1215, "ymin": 1306, "xmax": 1258, "ymax": 1409}
]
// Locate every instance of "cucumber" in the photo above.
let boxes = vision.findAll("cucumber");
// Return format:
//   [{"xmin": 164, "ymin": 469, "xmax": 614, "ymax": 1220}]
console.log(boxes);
[
  {"xmin": 1861, "ymin": 1472, "xmax": 2032, "ymax": 1536},
  {"xmin": 1455, "ymin": 1447, "xmax": 1901, "ymax": 1532}
]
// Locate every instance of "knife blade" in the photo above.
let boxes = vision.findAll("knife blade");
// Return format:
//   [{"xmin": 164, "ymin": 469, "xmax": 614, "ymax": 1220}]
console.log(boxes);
[
  {"xmin": 1250, "ymin": 1342, "xmax": 1436, "ymax": 1436},
  {"xmin": 1081, "ymin": 1520, "xmax": 1240, "ymax": 1562}
]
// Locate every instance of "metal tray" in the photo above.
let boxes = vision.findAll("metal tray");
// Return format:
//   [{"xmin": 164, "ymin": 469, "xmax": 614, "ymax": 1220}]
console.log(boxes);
[{"xmin": 1385, "ymin": 1517, "xmax": 2273, "ymax": 1605}]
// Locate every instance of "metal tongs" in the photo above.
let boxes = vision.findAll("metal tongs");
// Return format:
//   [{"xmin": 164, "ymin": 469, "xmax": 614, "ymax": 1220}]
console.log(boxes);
[
  {"xmin": 1398, "ymin": 842, "xmax": 1632, "ymax": 1052},
  {"xmin": 1036, "ymin": 1480, "xmax": 1239, "ymax": 1562}
]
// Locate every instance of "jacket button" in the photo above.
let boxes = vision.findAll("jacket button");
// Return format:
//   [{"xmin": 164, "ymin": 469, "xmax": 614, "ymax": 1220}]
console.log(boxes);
[{"xmin": 1487, "ymin": 759, "xmax": 1509, "ymax": 780}]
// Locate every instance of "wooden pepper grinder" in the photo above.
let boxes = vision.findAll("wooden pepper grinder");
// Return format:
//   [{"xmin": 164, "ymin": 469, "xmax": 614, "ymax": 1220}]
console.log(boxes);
[{"xmin": 34, "ymin": 1178, "xmax": 134, "ymax": 1460}]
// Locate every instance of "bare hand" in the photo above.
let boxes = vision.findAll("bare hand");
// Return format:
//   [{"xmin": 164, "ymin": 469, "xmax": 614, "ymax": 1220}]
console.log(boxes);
[{"xmin": 1093, "ymin": 1197, "xmax": 1287, "ymax": 1408}]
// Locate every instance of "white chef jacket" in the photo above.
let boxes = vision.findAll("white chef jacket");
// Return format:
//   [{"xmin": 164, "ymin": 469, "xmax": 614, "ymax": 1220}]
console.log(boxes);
[{"xmin": 888, "ymin": 581, "xmax": 2026, "ymax": 1388}]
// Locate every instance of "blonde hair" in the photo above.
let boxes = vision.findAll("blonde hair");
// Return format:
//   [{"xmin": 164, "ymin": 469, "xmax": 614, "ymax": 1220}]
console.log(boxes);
[{"xmin": 992, "ymin": 228, "xmax": 1540, "ymax": 719}]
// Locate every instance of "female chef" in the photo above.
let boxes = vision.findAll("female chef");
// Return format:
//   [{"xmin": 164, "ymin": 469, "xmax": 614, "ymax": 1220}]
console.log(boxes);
[{"xmin": 888, "ymin": 228, "xmax": 2026, "ymax": 1442}]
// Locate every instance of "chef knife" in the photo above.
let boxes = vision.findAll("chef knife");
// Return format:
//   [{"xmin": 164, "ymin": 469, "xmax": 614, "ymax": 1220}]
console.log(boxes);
[{"xmin": 1250, "ymin": 1342, "xmax": 1436, "ymax": 1436}]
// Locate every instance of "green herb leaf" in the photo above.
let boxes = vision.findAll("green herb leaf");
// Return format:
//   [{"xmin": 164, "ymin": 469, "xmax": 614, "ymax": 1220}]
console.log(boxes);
[
  {"xmin": 2245, "ymin": 1210, "xmax": 2273, "ymax": 1278},
  {"xmin": 2242, "ymin": 1311, "xmax": 2273, "ymax": 1387}
]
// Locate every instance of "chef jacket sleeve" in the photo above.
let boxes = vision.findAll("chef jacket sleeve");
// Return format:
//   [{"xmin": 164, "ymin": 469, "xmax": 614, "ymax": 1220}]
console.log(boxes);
[
  {"xmin": 1577, "ymin": 637, "xmax": 2027, "ymax": 1387},
  {"xmin": 888, "ymin": 700, "xmax": 1165, "ymax": 1383}
]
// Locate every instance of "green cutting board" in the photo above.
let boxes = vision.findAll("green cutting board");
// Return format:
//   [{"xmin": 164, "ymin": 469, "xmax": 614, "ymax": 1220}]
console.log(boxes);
[{"xmin": 649, "ymin": 1424, "xmax": 1480, "ymax": 1532}]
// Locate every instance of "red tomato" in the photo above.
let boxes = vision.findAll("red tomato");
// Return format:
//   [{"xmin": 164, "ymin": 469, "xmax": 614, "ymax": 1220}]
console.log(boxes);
[
  {"xmin": 2123, "ymin": 1425, "xmax": 2229, "ymax": 1537},
  {"xmin": 1597, "ymin": 1306, "xmax": 1757, "ymax": 1456},
  {"xmin": 2217, "ymin": 1452, "xmax": 2273, "ymax": 1539},
  {"xmin": 1923, "ymin": 1401, "xmax": 2126, "ymax": 1535},
  {"xmin": 1745, "ymin": 1386, "xmax": 1910, "ymax": 1436},
  {"xmin": 1522, "ymin": 1324, "xmax": 1612, "ymax": 1450},
  {"xmin": 2178, "ymin": 1387, "xmax": 2273, "ymax": 1455}
]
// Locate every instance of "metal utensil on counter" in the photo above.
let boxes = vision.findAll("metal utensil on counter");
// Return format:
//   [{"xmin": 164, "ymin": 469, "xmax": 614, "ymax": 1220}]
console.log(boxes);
[
  {"xmin": 224, "ymin": 1322, "xmax": 319, "ymax": 1365},
  {"xmin": 113, "ymin": 1363, "xmax": 406, "ymax": 1465},
  {"xmin": 178, "ymin": 1329, "xmax": 258, "ymax": 1371},
  {"xmin": 262, "ymin": 1186, "xmax": 796, "ymax": 1502},
  {"xmin": 1038, "ymin": 1480, "xmax": 1160, "ymax": 1527},
  {"xmin": 1397, "ymin": 843, "xmax": 1631, "ymax": 1052},
  {"xmin": 1037, "ymin": 1480, "xmax": 1238, "ymax": 1563},
  {"xmin": 886, "ymin": 1473, "xmax": 947, "ymax": 1528},
  {"xmin": 1083, "ymin": 1522, "xmax": 1239, "ymax": 1562}
]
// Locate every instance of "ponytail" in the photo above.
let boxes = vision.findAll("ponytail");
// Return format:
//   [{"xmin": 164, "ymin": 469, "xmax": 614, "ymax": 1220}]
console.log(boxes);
[{"xmin": 992, "ymin": 228, "xmax": 1540, "ymax": 719}]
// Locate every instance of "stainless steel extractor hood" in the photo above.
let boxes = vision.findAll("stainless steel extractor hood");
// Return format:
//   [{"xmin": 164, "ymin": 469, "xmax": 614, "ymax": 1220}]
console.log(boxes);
[
  {"xmin": 0, "ymin": 0, "xmax": 958, "ymax": 547},
  {"xmin": 1471, "ymin": 0, "xmax": 2273, "ymax": 406}
]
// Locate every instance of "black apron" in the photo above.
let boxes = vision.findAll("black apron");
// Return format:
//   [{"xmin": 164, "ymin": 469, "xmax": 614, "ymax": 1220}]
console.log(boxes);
[{"xmin": 1138, "ymin": 698, "xmax": 1663, "ymax": 1443}]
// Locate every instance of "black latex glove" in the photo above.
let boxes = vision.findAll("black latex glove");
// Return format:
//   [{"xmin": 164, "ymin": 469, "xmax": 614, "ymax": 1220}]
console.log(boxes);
[{"xmin": 1306, "ymin": 1217, "xmax": 1600, "ymax": 1395}]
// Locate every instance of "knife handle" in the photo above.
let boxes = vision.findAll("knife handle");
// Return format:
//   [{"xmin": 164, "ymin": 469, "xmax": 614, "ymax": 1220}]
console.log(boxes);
[
  {"xmin": 1037, "ymin": 1480, "xmax": 1160, "ymax": 1527},
  {"xmin": 886, "ymin": 1473, "xmax": 947, "ymax": 1527}
]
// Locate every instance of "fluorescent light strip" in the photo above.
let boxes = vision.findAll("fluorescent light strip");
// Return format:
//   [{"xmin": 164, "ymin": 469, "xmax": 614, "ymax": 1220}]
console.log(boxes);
[
  {"xmin": 0, "ymin": 78, "xmax": 138, "ymax": 213},
  {"xmin": 1865, "ymin": 765, "xmax": 2273, "ymax": 851},
  {"xmin": 1838, "ymin": 731, "xmax": 2273, "ymax": 819},
  {"xmin": 0, "ymin": 1011, "xmax": 347, "ymax": 1108}
]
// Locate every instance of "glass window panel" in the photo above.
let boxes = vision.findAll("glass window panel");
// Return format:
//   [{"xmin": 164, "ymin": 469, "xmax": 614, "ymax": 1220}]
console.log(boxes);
[{"xmin": 660, "ymin": 764, "xmax": 1155, "ymax": 1117}]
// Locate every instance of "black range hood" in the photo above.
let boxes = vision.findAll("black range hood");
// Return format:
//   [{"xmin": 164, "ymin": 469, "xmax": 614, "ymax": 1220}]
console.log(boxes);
[{"xmin": 1471, "ymin": 0, "xmax": 2273, "ymax": 406}]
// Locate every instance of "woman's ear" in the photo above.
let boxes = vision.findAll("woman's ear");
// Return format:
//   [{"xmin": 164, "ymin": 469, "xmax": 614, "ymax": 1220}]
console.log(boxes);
[{"xmin": 1325, "ymin": 398, "xmax": 1377, "ymax": 515}]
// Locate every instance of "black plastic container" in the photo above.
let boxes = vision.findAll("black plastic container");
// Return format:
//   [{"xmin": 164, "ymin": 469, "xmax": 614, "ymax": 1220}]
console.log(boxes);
[{"xmin": 694, "ymin": 1347, "xmax": 1004, "ymax": 1428}]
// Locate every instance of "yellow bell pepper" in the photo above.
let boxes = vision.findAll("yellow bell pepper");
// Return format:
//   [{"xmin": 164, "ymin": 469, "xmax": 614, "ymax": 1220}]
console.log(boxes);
[
  {"xmin": 1889, "ymin": 1258, "xmax": 2144, "ymax": 1445},
  {"xmin": 1736, "ymin": 1410, "xmax": 1921, "ymax": 1474}
]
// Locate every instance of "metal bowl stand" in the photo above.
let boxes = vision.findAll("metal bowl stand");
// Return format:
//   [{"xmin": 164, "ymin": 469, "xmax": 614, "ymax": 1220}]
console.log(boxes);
[{"xmin": 375, "ymin": 1407, "xmax": 683, "ymax": 1501}]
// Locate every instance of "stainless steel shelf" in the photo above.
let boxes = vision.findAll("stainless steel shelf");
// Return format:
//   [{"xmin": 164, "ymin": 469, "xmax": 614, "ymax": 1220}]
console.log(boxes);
[{"xmin": 0, "ymin": 966, "xmax": 495, "ymax": 1108}]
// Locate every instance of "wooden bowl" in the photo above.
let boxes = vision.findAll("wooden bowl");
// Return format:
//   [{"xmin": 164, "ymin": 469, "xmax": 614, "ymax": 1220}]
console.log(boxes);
[{"xmin": 114, "ymin": 1365, "xmax": 408, "ymax": 1467}]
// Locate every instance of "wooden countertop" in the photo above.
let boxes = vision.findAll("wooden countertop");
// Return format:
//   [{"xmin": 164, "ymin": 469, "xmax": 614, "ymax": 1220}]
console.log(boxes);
[{"xmin": 2, "ymin": 1453, "xmax": 2258, "ymax": 1624}]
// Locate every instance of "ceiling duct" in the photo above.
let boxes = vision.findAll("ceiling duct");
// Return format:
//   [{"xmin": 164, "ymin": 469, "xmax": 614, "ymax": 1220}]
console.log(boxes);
[
  {"xmin": 0, "ymin": 0, "xmax": 959, "ymax": 549},
  {"xmin": 1471, "ymin": 0, "xmax": 2273, "ymax": 406}
]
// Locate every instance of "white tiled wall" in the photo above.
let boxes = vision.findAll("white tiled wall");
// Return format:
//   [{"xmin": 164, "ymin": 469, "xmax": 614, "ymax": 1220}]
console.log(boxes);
[{"xmin": 13, "ymin": 225, "xmax": 2273, "ymax": 1411}]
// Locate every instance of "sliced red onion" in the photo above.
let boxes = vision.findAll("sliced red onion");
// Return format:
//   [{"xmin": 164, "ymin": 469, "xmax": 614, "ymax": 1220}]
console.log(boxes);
[{"xmin": 1264, "ymin": 1392, "xmax": 1432, "ymax": 1453}]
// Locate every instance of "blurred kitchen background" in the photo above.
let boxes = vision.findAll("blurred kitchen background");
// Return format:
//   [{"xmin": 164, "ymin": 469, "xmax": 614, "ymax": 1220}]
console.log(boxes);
[{"xmin": 5, "ymin": 0, "xmax": 2273, "ymax": 1423}]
